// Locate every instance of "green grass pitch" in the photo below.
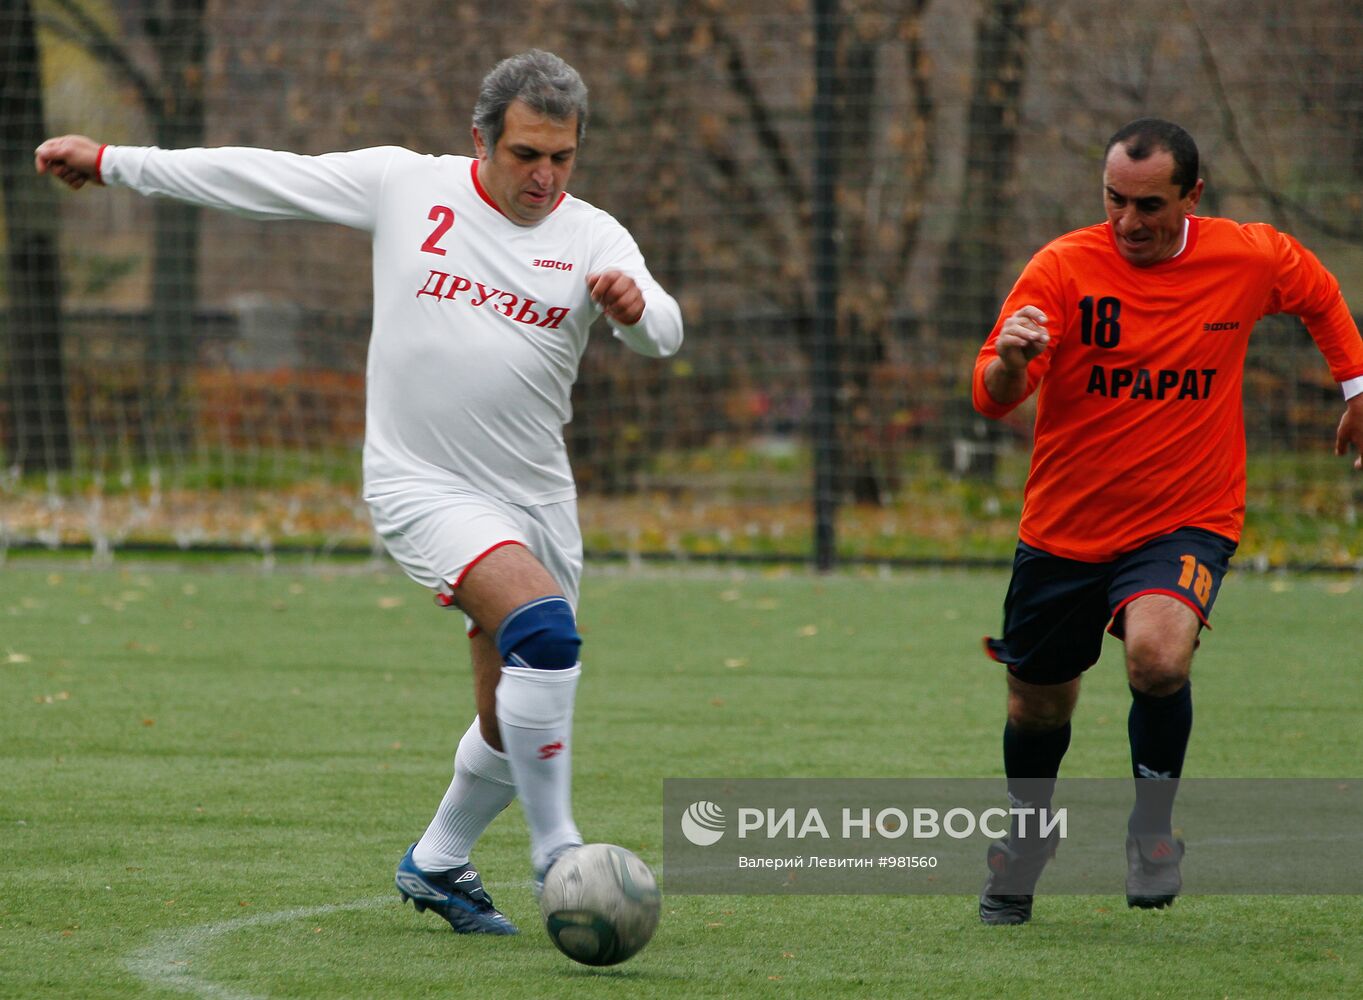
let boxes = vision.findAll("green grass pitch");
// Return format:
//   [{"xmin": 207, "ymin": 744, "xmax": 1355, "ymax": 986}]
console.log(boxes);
[{"xmin": 2, "ymin": 560, "xmax": 1360, "ymax": 998}]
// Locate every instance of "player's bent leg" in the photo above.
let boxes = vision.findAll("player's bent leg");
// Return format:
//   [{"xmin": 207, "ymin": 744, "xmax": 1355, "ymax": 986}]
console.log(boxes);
[
  {"xmin": 1121, "ymin": 595, "xmax": 1200, "ymax": 908},
  {"xmin": 414, "ymin": 718, "xmax": 516, "ymax": 871},
  {"xmin": 980, "ymin": 541, "xmax": 1113, "ymax": 921},
  {"xmin": 395, "ymin": 718, "xmax": 519, "ymax": 934},
  {"xmin": 980, "ymin": 675, "xmax": 1080, "ymax": 925}
]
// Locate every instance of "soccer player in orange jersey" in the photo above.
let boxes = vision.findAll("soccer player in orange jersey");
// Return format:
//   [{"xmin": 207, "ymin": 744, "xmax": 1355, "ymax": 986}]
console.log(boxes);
[{"xmin": 971, "ymin": 119, "xmax": 1363, "ymax": 925}]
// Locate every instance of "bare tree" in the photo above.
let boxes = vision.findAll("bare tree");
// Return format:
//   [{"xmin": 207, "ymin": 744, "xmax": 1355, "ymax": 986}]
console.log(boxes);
[
  {"xmin": 677, "ymin": 0, "xmax": 940, "ymax": 502},
  {"xmin": 930, "ymin": 0, "xmax": 1032, "ymax": 479},
  {"xmin": 936, "ymin": 0, "xmax": 1032, "ymax": 346},
  {"xmin": 45, "ymin": 0, "xmax": 207, "ymax": 458},
  {"xmin": 1, "ymin": 0, "xmax": 72, "ymax": 472}
]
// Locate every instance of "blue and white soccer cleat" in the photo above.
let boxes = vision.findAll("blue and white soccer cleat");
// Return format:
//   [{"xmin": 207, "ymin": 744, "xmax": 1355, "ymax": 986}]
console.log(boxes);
[{"xmin": 395, "ymin": 844, "xmax": 518, "ymax": 935}]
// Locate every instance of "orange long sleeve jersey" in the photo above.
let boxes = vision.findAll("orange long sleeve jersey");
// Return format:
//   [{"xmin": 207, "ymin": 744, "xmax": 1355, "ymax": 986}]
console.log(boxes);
[{"xmin": 972, "ymin": 216, "xmax": 1363, "ymax": 562}]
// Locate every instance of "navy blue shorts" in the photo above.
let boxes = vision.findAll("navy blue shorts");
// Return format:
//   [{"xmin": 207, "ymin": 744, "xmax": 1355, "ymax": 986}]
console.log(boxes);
[{"xmin": 984, "ymin": 527, "xmax": 1237, "ymax": 686}]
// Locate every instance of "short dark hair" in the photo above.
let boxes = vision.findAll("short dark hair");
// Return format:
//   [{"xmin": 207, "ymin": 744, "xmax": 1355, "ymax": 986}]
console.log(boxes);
[
  {"xmin": 472, "ymin": 49, "xmax": 589, "ymax": 151},
  {"xmin": 1105, "ymin": 118, "xmax": 1200, "ymax": 196}
]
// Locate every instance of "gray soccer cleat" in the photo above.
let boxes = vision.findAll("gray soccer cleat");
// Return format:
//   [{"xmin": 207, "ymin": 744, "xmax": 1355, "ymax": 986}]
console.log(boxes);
[
  {"xmin": 978, "ymin": 829, "xmax": 1060, "ymax": 926},
  {"xmin": 1125, "ymin": 832, "xmax": 1185, "ymax": 909}
]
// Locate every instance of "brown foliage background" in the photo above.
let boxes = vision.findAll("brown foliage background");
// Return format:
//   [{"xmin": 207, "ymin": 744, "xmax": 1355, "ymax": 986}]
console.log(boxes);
[{"xmin": 4, "ymin": 0, "xmax": 1363, "ymax": 565}]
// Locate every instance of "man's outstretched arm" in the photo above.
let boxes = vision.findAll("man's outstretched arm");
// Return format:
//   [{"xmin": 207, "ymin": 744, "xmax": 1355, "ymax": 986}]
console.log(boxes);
[{"xmin": 39, "ymin": 137, "xmax": 393, "ymax": 231}]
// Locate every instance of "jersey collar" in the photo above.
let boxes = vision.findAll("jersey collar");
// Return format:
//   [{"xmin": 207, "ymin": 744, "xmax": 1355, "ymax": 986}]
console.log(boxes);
[
  {"xmin": 470, "ymin": 160, "xmax": 567, "ymax": 222},
  {"xmin": 1106, "ymin": 215, "xmax": 1200, "ymax": 269},
  {"xmin": 1171, "ymin": 217, "xmax": 1192, "ymax": 259}
]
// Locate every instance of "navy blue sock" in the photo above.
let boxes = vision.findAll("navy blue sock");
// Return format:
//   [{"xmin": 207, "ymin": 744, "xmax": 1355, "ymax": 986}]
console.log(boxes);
[
  {"xmin": 1003, "ymin": 720, "xmax": 1071, "ymax": 842},
  {"xmin": 1127, "ymin": 682, "xmax": 1193, "ymax": 834}
]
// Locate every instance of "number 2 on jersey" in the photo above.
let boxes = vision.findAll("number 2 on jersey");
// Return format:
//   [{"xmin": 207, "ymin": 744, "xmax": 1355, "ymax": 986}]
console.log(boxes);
[
  {"xmin": 421, "ymin": 205, "xmax": 455, "ymax": 255},
  {"xmin": 1177, "ymin": 554, "xmax": 1213, "ymax": 606}
]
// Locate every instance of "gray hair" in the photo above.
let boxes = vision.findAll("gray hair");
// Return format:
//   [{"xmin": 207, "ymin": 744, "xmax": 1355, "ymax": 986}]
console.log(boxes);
[{"xmin": 472, "ymin": 50, "xmax": 589, "ymax": 151}]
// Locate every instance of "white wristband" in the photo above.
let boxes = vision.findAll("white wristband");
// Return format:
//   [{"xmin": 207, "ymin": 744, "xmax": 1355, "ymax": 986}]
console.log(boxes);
[{"xmin": 1343, "ymin": 375, "xmax": 1363, "ymax": 401}]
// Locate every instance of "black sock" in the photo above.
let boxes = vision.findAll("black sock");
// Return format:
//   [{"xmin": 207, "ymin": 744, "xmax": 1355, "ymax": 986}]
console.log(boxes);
[
  {"xmin": 1003, "ymin": 720, "xmax": 1071, "ymax": 842},
  {"xmin": 1127, "ymin": 682, "xmax": 1193, "ymax": 835}
]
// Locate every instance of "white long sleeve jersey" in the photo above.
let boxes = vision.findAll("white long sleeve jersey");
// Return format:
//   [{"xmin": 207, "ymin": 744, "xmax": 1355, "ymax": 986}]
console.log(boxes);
[{"xmin": 101, "ymin": 145, "xmax": 684, "ymax": 505}]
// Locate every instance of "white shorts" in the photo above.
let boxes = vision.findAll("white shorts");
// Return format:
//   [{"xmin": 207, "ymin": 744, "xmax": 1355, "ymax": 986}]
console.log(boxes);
[{"xmin": 366, "ymin": 483, "xmax": 583, "ymax": 624}]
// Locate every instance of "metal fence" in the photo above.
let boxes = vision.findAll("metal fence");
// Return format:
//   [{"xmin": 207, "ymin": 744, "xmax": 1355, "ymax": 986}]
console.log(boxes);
[{"xmin": 3, "ymin": 0, "xmax": 1362, "ymax": 567}]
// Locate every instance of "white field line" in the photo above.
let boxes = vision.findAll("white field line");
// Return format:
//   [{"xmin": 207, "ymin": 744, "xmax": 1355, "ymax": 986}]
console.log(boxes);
[
  {"xmin": 125, "ymin": 876, "xmax": 531, "ymax": 998},
  {"xmin": 124, "ymin": 896, "xmax": 393, "ymax": 1000}
]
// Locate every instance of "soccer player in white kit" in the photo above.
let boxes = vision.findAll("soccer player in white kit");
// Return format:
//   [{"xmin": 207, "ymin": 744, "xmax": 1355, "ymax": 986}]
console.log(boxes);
[{"xmin": 37, "ymin": 49, "xmax": 683, "ymax": 935}]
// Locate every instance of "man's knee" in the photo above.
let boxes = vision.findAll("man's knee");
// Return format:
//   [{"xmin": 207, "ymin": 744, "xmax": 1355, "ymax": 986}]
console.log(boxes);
[
  {"xmin": 1125, "ymin": 633, "xmax": 1192, "ymax": 696},
  {"xmin": 1008, "ymin": 701, "xmax": 1073, "ymax": 731},
  {"xmin": 494, "ymin": 597, "xmax": 582, "ymax": 731},
  {"xmin": 1007, "ymin": 676, "xmax": 1078, "ymax": 730},
  {"xmin": 1122, "ymin": 595, "xmax": 1199, "ymax": 695},
  {"xmin": 495, "ymin": 596, "xmax": 581, "ymax": 670}
]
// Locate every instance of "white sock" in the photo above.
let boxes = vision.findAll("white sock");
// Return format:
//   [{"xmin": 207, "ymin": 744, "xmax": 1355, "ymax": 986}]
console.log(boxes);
[
  {"xmin": 495, "ymin": 664, "xmax": 583, "ymax": 872},
  {"xmin": 412, "ymin": 718, "xmax": 515, "ymax": 871}
]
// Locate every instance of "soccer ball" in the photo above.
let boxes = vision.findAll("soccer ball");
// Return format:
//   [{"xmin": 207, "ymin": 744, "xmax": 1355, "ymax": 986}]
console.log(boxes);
[{"xmin": 539, "ymin": 843, "xmax": 661, "ymax": 966}]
